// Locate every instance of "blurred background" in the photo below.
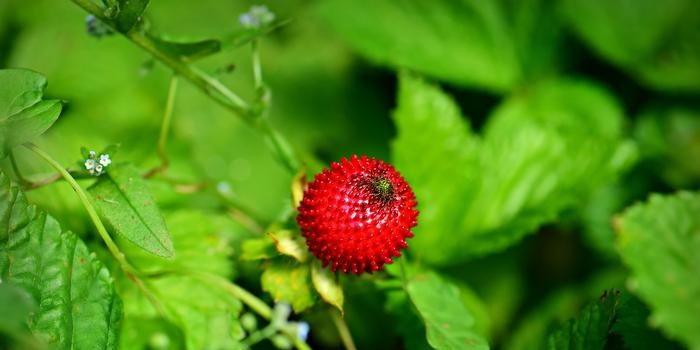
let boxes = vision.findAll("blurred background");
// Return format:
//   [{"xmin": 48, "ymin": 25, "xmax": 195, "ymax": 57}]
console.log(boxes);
[{"xmin": 1, "ymin": 0, "xmax": 699, "ymax": 349}]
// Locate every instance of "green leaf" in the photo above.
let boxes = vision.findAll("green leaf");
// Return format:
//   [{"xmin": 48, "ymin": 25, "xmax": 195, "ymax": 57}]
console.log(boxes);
[
  {"xmin": 0, "ymin": 283, "xmax": 46, "ymax": 350},
  {"xmin": 261, "ymin": 259, "xmax": 315, "ymax": 313},
  {"xmin": 316, "ymin": 0, "xmax": 520, "ymax": 92},
  {"xmin": 4, "ymin": 100, "xmax": 62, "ymax": 148},
  {"xmin": 0, "ymin": 69, "xmax": 46, "ymax": 119},
  {"xmin": 611, "ymin": 296, "xmax": 683, "ymax": 350},
  {"xmin": 241, "ymin": 237, "xmax": 277, "ymax": 261},
  {"xmin": 0, "ymin": 69, "xmax": 60, "ymax": 158},
  {"xmin": 0, "ymin": 283, "xmax": 36, "ymax": 334},
  {"xmin": 115, "ymin": 210, "xmax": 241, "ymax": 350},
  {"xmin": 561, "ymin": 0, "xmax": 700, "ymax": 92},
  {"xmin": 405, "ymin": 272, "xmax": 489, "ymax": 350},
  {"xmin": 616, "ymin": 191, "xmax": 700, "ymax": 349},
  {"xmin": 311, "ymin": 261, "xmax": 344, "ymax": 314},
  {"xmin": 268, "ymin": 230, "xmax": 309, "ymax": 262},
  {"xmin": 633, "ymin": 108, "xmax": 700, "ymax": 187},
  {"xmin": 392, "ymin": 74, "xmax": 634, "ymax": 264},
  {"xmin": 89, "ymin": 163, "xmax": 174, "ymax": 258},
  {"xmin": 148, "ymin": 35, "xmax": 221, "ymax": 62},
  {"xmin": 119, "ymin": 211, "xmax": 232, "ymax": 276},
  {"xmin": 0, "ymin": 171, "xmax": 122, "ymax": 349},
  {"xmin": 384, "ymin": 289, "xmax": 432, "ymax": 350},
  {"xmin": 544, "ymin": 290, "xmax": 620, "ymax": 349},
  {"xmin": 111, "ymin": 0, "xmax": 150, "ymax": 33},
  {"xmin": 119, "ymin": 316, "xmax": 185, "ymax": 350}
]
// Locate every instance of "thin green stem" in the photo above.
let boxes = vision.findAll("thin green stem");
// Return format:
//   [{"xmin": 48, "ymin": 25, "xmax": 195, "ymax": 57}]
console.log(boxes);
[
  {"xmin": 157, "ymin": 76, "xmax": 178, "ymax": 168},
  {"xmin": 146, "ymin": 75, "xmax": 178, "ymax": 178},
  {"xmin": 24, "ymin": 142, "xmax": 169, "ymax": 318},
  {"xmin": 184, "ymin": 269, "xmax": 272, "ymax": 319},
  {"xmin": 68, "ymin": 0, "xmax": 300, "ymax": 174},
  {"xmin": 330, "ymin": 309, "xmax": 357, "ymax": 350},
  {"xmin": 251, "ymin": 39, "xmax": 263, "ymax": 91},
  {"xmin": 22, "ymin": 170, "xmax": 91, "ymax": 191},
  {"xmin": 240, "ymin": 324, "xmax": 276, "ymax": 349}
]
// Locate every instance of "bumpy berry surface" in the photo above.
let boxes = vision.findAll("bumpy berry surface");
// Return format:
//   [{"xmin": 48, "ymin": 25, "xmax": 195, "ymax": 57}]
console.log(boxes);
[{"xmin": 297, "ymin": 155, "xmax": 419, "ymax": 274}]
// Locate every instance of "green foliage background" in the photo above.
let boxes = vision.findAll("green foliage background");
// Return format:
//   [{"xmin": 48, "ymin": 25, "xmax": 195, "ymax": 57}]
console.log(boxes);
[{"xmin": 1, "ymin": 0, "xmax": 699, "ymax": 349}]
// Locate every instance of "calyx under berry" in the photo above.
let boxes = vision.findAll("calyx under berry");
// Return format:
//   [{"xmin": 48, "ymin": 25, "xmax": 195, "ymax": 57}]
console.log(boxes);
[{"xmin": 296, "ymin": 155, "xmax": 418, "ymax": 274}]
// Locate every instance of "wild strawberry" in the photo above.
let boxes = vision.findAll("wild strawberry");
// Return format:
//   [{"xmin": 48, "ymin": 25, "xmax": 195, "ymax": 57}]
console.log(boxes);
[{"xmin": 296, "ymin": 155, "xmax": 418, "ymax": 274}]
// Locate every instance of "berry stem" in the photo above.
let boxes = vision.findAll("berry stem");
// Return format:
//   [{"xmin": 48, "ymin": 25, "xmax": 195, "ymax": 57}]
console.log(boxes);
[{"xmin": 330, "ymin": 308, "xmax": 358, "ymax": 350}]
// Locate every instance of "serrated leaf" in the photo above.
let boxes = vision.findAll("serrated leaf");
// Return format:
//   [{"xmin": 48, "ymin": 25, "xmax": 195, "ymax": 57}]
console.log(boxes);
[
  {"xmin": 241, "ymin": 237, "xmax": 277, "ymax": 261},
  {"xmin": 116, "ymin": 210, "xmax": 241, "ymax": 350},
  {"xmin": 616, "ymin": 191, "xmax": 700, "ymax": 349},
  {"xmin": 149, "ymin": 35, "xmax": 221, "ymax": 62},
  {"xmin": 392, "ymin": 74, "xmax": 634, "ymax": 264},
  {"xmin": 268, "ymin": 230, "xmax": 308, "ymax": 262},
  {"xmin": 5, "ymin": 100, "xmax": 62, "ymax": 148},
  {"xmin": 112, "ymin": 0, "xmax": 150, "ymax": 33},
  {"xmin": 311, "ymin": 261, "xmax": 343, "ymax": 314},
  {"xmin": 544, "ymin": 290, "xmax": 620, "ymax": 349},
  {"xmin": 406, "ymin": 272, "xmax": 489, "ymax": 350},
  {"xmin": 261, "ymin": 259, "xmax": 315, "ymax": 313},
  {"xmin": 0, "ymin": 171, "xmax": 122, "ymax": 349},
  {"xmin": 317, "ymin": 0, "xmax": 520, "ymax": 92},
  {"xmin": 89, "ymin": 163, "xmax": 174, "ymax": 258},
  {"xmin": 0, "ymin": 69, "xmax": 46, "ymax": 119}
]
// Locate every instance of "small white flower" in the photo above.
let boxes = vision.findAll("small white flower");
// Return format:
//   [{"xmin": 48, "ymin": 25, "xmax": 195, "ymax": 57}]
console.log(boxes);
[
  {"xmin": 99, "ymin": 154, "xmax": 111, "ymax": 166},
  {"xmin": 95, "ymin": 164, "xmax": 104, "ymax": 175},
  {"xmin": 85, "ymin": 158, "xmax": 96, "ymax": 170},
  {"xmin": 239, "ymin": 5, "xmax": 275, "ymax": 29},
  {"xmin": 89, "ymin": 150, "xmax": 97, "ymax": 158},
  {"xmin": 239, "ymin": 13, "xmax": 257, "ymax": 28}
]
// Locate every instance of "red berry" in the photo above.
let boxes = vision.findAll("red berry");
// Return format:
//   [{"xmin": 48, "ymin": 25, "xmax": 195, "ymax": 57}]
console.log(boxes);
[{"xmin": 296, "ymin": 155, "xmax": 419, "ymax": 275}]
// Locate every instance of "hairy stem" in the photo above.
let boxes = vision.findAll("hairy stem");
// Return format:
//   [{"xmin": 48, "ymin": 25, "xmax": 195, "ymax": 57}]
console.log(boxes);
[
  {"xmin": 68, "ymin": 0, "xmax": 300, "ymax": 173},
  {"xmin": 331, "ymin": 309, "xmax": 357, "ymax": 350},
  {"xmin": 24, "ymin": 142, "xmax": 169, "ymax": 318}
]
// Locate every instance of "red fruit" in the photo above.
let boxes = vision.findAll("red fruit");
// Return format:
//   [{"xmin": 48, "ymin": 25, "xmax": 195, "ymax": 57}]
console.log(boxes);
[{"xmin": 297, "ymin": 155, "xmax": 419, "ymax": 275}]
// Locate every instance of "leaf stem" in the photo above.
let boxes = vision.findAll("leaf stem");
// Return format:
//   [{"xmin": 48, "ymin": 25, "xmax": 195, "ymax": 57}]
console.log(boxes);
[
  {"xmin": 145, "ymin": 75, "xmax": 178, "ymax": 178},
  {"xmin": 23, "ymin": 142, "xmax": 169, "ymax": 318},
  {"xmin": 330, "ymin": 308, "xmax": 357, "ymax": 350},
  {"xmin": 68, "ymin": 0, "xmax": 300, "ymax": 173}
]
